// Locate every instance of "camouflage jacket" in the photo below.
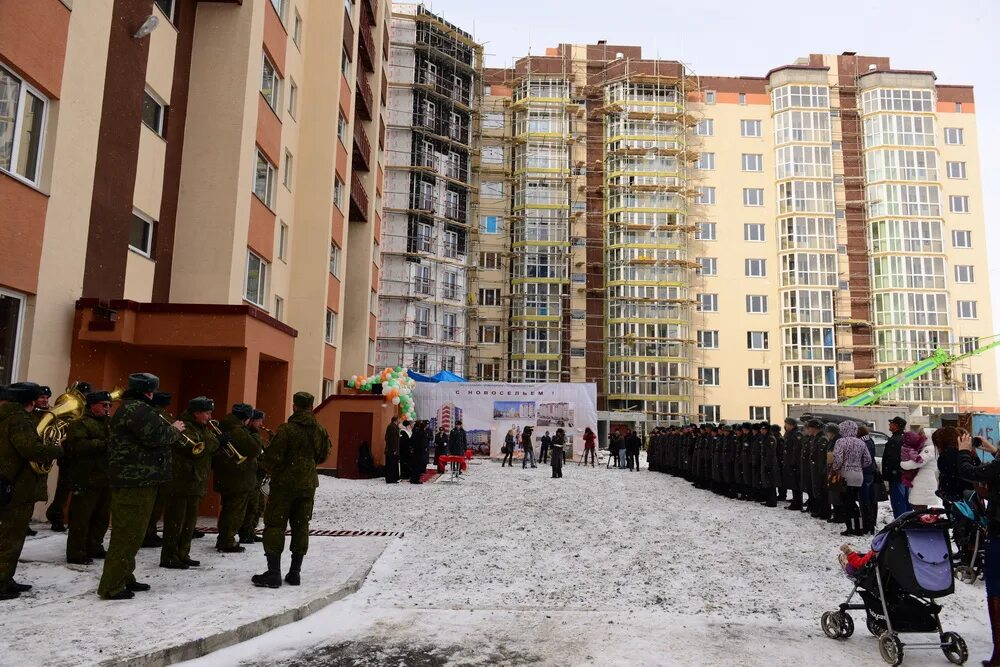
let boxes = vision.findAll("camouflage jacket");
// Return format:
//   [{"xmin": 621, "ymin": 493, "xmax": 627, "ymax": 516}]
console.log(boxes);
[
  {"xmin": 0, "ymin": 403, "xmax": 63, "ymax": 504},
  {"xmin": 261, "ymin": 410, "xmax": 331, "ymax": 498},
  {"xmin": 62, "ymin": 413, "xmax": 111, "ymax": 489},
  {"xmin": 165, "ymin": 412, "xmax": 220, "ymax": 497},
  {"xmin": 108, "ymin": 396, "xmax": 180, "ymax": 488},
  {"xmin": 212, "ymin": 414, "xmax": 261, "ymax": 495}
]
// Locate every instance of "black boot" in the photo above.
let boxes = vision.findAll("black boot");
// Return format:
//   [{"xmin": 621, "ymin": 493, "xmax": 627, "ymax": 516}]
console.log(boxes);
[
  {"xmin": 984, "ymin": 596, "xmax": 1000, "ymax": 666},
  {"xmin": 252, "ymin": 553, "xmax": 282, "ymax": 588},
  {"xmin": 285, "ymin": 553, "xmax": 303, "ymax": 586},
  {"xmin": 8, "ymin": 580, "xmax": 32, "ymax": 593}
]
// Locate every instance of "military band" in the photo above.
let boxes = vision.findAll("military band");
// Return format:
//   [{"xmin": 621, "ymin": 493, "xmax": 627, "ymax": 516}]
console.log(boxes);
[{"xmin": 0, "ymin": 370, "xmax": 325, "ymax": 601}]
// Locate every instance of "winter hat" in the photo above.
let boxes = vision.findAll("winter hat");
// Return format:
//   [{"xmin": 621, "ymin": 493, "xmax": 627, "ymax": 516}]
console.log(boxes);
[
  {"xmin": 251, "ymin": 409, "xmax": 265, "ymax": 420},
  {"xmin": 293, "ymin": 392, "xmax": 315, "ymax": 409},
  {"xmin": 231, "ymin": 403, "xmax": 254, "ymax": 420},
  {"xmin": 152, "ymin": 391, "xmax": 173, "ymax": 408},
  {"xmin": 86, "ymin": 391, "xmax": 113, "ymax": 406},
  {"xmin": 188, "ymin": 396, "xmax": 214, "ymax": 413},
  {"xmin": 128, "ymin": 372, "xmax": 160, "ymax": 393},
  {"xmin": 8, "ymin": 382, "xmax": 44, "ymax": 403}
]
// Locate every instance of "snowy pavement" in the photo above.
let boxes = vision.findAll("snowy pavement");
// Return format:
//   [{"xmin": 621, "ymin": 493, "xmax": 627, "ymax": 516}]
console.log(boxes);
[
  {"xmin": 0, "ymin": 522, "xmax": 392, "ymax": 666},
  {"xmin": 179, "ymin": 455, "xmax": 992, "ymax": 666}
]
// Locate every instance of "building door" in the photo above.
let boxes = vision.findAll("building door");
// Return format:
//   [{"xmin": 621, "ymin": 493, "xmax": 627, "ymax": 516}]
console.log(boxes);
[
  {"xmin": 337, "ymin": 411, "xmax": 374, "ymax": 479},
  {"xmin": 0, "ymin": 289, "xmax": 25, "ymax": 384}
]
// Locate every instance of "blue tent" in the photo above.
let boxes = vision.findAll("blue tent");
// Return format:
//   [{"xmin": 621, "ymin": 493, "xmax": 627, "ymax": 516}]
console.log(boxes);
[
  {"xmin": 409, "ymin": 370, "xmax": 467, "ymax": 383},
  {"xmin": 407, "ymin": 370, "xmax": 436, "ymax": 383}
]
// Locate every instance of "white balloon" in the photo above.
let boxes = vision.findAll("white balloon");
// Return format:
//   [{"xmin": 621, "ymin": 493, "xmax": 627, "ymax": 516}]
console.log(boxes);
[{"xmin": 391, "ymin": 396, "xmax": 401, "ymax": 405}]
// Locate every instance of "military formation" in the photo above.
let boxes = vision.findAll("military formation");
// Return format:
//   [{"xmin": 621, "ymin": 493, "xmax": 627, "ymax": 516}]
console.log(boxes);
[
  {"xmin": 0, "ymin": 372, "xmax": 330, "ymax": 601},
  {"xmin": 647, "ymin": 418, "xmax": 845, "ymax": 520}
]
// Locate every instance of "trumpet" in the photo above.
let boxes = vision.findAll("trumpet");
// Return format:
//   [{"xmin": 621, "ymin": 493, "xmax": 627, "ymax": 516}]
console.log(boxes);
[
  {"xmin": 159, "ymin": 413, "xmax": 205, "ymax": 456},
  {"xmin": 209, "ymin": 419, "xmax": 248, "ymax": 465}
]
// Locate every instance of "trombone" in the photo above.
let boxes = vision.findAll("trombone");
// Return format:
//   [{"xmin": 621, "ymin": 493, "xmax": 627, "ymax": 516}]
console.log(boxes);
[
  {"xmin": 159, "ymin": 413, "xmax": 205, "ymax": 456},
  {"xmin": 209, "ymin": 419, "xmax": 248, "ymax": 465}
]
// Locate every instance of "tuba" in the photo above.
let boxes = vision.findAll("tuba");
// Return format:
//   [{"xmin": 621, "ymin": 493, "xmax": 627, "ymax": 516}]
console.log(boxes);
[{"xmin": 32, "ymin": 387, "xmax": 87, "ymax": 474}]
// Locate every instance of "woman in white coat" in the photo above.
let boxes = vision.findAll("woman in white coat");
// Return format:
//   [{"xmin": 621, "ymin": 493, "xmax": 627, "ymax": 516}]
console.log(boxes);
[{"xmin": 899, "ymin": 431, "xmax": 939, "ymax": 510}]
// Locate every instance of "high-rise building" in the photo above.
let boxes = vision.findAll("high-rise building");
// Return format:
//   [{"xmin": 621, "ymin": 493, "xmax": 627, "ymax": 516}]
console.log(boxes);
[
  {"xmin": 468, "ymin": 47, "xmax": 997, "ymax": 421},
  {"xmin": 0, "ymin": 0, "xmax": 388, "ymax": 415}
]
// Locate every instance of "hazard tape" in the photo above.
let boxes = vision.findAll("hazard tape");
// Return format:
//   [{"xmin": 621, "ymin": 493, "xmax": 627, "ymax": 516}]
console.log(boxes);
[{"xmin": 194, "ymin": 527, "xmax": 403, "ymax": 538}]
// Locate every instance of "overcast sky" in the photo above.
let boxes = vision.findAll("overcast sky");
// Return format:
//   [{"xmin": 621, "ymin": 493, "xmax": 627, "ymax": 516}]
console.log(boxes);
[{"xmin": 420, "ymin": 0, "xmax": 1000, "ymax": 376}]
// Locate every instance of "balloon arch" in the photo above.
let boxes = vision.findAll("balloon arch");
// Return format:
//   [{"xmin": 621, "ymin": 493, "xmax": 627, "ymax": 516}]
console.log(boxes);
[{"xmin": 346, "ymin": 367, "xmax": 417, "ymax": 421}]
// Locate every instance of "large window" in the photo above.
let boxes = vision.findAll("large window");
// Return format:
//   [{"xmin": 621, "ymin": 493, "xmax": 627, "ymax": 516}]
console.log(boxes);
[
  {"xmin": 742, "ymin": 153, "xmax": 764, "ymax": 172},
  {"xmin": 746, "ymin": 295, "xmax": 768, "ymax": 313},
  {"xmin": 261, "ymin": 52, "xmax": 281, "ymax": 111},
  {"xmin": 698, "ymin": 367, "xmax": 720, "ymax": 386},
  {"xmin": 696, "ymin": 222, "xmax": 717, "ymax": 241},
  {"xmin": 478, "ymin": 288, "xmax": 500, "ymax": 306},
  {"xmin": 747, "ymin": 331, "xmax": 769, "ymax": 350},
  {"xmin": 129, "ymin": 210, "xmax": 154, "ymax": 257},
  {"xmin": 697, "ymin": 257, "xmax": 717, "ymax": 276},
  {"xmin": 965, "ymin": 374, "xmax": 983, "ymax": 392},
  {"xmin": 324, "ymin": 310, "xmax": 337, "ymax": 345},
  {"xmin": 0, "ymin": 65, "xmax": 47, "ymax": 185},
  {"xmin": 697, "ymin": 187, "xmax": 716, "ymax": 205},
  {"xmin": 863, "ymin": 114, "xmax": 935, "ymax": 148},
  {"xmin": 329, "ymin": 244, "xmax": 341, "ymax": 276},
  {"xmin": 954, "ymin": 265, "xmax": 975, "ymax": 283},
  {"xmin": 947, "ymin": 161, "xmax": 967, "ymax": 179},
  {"xmin": 141, "ymin": 90, "xmax": 166, "ymax": 136},
  {"xmin": 481, "ymin": 215, "xmax": 500, "ymax": 234},
  {"xmin": 944, "ymin": 127, "xmax": 964, "ymax": 145},
  {"xmin": 479, "ymin": 325, "xmax": 500, "ymax": 343},
  {"xmin": 949, "ymin": 195, "xmax": 970, "ymax": 213},
  {"xmin": 697, "ymin": 330, "xmax": 719, "ymax": 349},
  {"xmin": 244, "ymin": 250, "xmax": 268, "ymax": 307},
  {"xmin": 740, "ymin": 119, "xmax": 762, "ymax": 137},
  {"xmin": 861, "ymin": 88, "xmax": 932, "ymax": 114},
  {"xmin": 772, "ymin": 85, "xmax": 829, "ymax": 111},
  {"xmin": 695, "ymin": 119, "xmax": 714, "ymax": 136},
  {"xmin": 743, "ymin": 188, "xmax": 764, "ymax": 207},
  {"xmin": 957, "ymin": 300, "xmax": 978, "ymax": 319},
  {"xmin": 745, "ymin": 258, "xmax": 766, "ymax": 277},
  {"xmin": 773, "ymin": 110, "xmax": 830, "ymax": 145},
  {"xmin": 0, "ymin": 289, "xmax": 26, "ymax": 385},
  {"xmin": 748, "ymin": 369, "xmax": 770, "ymax": 387},
  {"xmin": 699, "ymin": 405, "xmax": 721, "ymax": 422},
  {"xmin": 744, "ymin": 224, "xmax": 765, "ymax": 242},
  {"xmin": 952, "ymin": 230, "xmax": 972, "ymax": 248},
  {"xmin": 254, "ymin": 150, "xmax": 276, "ymax": 207},
  {"xmin": 778, "ymin": 180, "xmax": 834, "ymax": 214},
  {"xmin": 749, "ymin": 406, "xmax": 771, "ymax": 421},
  {"xmin": 696, "ymin": 152, "xmax": 715, "ymax": 170},
  {"xmin": 776, "ymin": 145, "xmax": 832, "ymax": 179},
  {"xmin": 442, "ymin": 313, "xmax": 458, "ymax": 341},
  {"xmin": 698, "ymin": 293, "xmax": 718, "ymax": 312}
]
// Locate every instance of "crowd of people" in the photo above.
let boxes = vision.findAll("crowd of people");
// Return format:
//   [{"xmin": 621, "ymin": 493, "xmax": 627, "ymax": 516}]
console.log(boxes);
[
  {"xmin": 383, "ymin": 417, "xmax": 469, "ymax": 483},
  {"xmin": 0, "ymin": 373, "xmax": 330, "ymax": 601}
]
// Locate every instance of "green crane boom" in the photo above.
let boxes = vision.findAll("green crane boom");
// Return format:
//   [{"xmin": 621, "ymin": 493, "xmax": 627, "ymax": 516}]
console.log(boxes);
[{"xmin": 840, "ymin": 336, "xmax": 1000, "ymax": 407}]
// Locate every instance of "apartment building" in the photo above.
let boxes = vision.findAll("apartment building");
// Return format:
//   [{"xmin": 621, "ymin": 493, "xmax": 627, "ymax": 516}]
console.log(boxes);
[
  {"xmin": 377, "ymin": 4, "xmax": 480, "ymax": 377},
  {"xmin": 0, "ymin": 0, "xmax": 387, "ymax": 417},
  {"xmin": 466, "ymin": 47, "xmax": 997, "ymax": 422}
]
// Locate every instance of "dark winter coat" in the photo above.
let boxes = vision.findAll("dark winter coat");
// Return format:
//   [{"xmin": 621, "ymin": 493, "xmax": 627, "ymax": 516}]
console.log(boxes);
[
  {"xmin": 107, "ymin": 394, "xmax": 180, "ymax": 488},
  {"xmin": 740, "ymin": 434, "xmax": 754, "ymax": 483},
  {"xmin": 781, "ymin": 428, "xmax": 803, "ymax": 491},
  {"xmin": 522, "ymin": 431, "xmax": 534, "ymax": 452},
  {"xmin": 882, "ymin": 430, "xmax": 904, "ymax": 484},
  {"xmin": 410, "ymin": 427, "xmax": 429, "ymax": 471},
  {"xmin": 750, "ymin": 434, "xmax": 763, "ymax": 488},
  {"xmin": 0, "ymin": 402, "xmax": 63, "ymax": 504},
  {"xmin": 955, "ymin": 451, "xmax": 1000, "ymax": 535},
  {"xmin": 213, "ymin": 414, "xmax": 262, "ymax": 495},
  {"xmin": 759, "ymin": 434, "xmax": 780, "ymax": 488},
  {"xmin": 448, "ymin": 427, "xmax": 467, "ymax": 455},
  {"xmin": 800, "ymin": 433, "xmax": 814, "ymax": 494},
  {"xmin": 261, "ymin": 409, "xmax": 331, "ymax": 498},
  {"xmin": 165, "ymin": 413, "xmax": 220, "ymax": 497},
  {"xmin": 384, "ymin": 423, "xmax": 400, "ymax": 457},
  {"xmin": 937, "ymin": 448, "xmax": 975, "ymax": 499},
  {"xmin": 62, "ymin": 412, "xmax": 111, "ymax": 489},
  {"xmin": 811, "ymin": 434, "xmax": 830, "ymax": 495}
]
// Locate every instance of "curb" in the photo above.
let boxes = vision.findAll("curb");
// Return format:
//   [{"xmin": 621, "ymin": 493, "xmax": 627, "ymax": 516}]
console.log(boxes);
[{"xmin": 101, "ymin": 552, "xmax": 383, "ymax": 667}]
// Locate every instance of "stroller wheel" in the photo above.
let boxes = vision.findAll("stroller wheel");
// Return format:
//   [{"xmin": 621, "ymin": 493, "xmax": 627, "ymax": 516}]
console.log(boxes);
[
  {"xmin": 940, "ymin": 631, "xmax": 969, "ymax": 665},
  {"xmin": 821, "ymin": 611, "xmax": 841, "ymax": 639},
  {"xmin": 878, "ymin": 632, "xmax": 903, "ymax": 666},
  {"xmin": 839, "ymin": 613, "xmax": 854, "ymax": 638},
  {"xmin": 866, "ymin": 615, "xmax": 886, "ymax": 637}
]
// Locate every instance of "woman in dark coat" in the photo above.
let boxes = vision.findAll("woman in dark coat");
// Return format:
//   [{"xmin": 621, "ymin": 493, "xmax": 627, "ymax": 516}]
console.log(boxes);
[
  {"xmin": 551, "ymin": 429, "xmax": 565, "ymax": 478},
  {"xmin": 409, "ymin": 421, "xmax": 429, "ymax": 484},
  {"xmin": 433, "ymin": 427, "xmax": 448, "ymax": 468},
  {"xmin": 399, "ymin": 420, "xmax": 412, "ymax": 479}
]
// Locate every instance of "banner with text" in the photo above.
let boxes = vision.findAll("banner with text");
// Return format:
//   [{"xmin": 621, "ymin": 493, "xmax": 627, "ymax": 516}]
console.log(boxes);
[{"xmin": 412, "ymin": 382, "xmax": 598, "ymax": 459}]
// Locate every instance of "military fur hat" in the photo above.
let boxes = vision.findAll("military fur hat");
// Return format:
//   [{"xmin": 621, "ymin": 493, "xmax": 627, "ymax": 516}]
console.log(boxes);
[
  {"xmin": 251, "ymin": 409, "xmax": 265, "ymax": 420},
  {"xmin": 293, "ymin": 392, "xmax": 315, "ymax": 409},
  {"xmin": 86, "ymin": 391, "xmax": 113, "ymax": 406},
  {"xmin": 8, "ymin": 382, "xmax": 44, "ymax": 403},
  {"xmin": 784, "ymin": 417, "xmax": 799, "ymax": 426},
  {"xmin": 73, "ymin": 381, "xmax": 93, "ymax": 395},
  {"xmin": 128, "ymin": 372, "xmax": 160, "ymax": 393},
  {"xmin": 741, "ymin": 422, "xmax": 753, "ymax": 430},
  {"xmin": 188, "ymin": 396, "xmax": 214, "ymax": 413},
  {"xmin": 806, "ymin": 419, "xmax": 824, "ymax": 429},
  {"xmin": 39, "ymin": 385, "xmax": 52, "ymax": 397},
  {"xmin": 152, "ymin": 391, "xmax": 172, "ymax": 408},
  {"xmin": 232, "ymin": 403, "xmax": 254, "ymax": 420}
]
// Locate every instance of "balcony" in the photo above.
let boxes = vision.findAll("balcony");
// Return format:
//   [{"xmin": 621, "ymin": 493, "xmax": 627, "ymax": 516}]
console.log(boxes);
[
  {"xmin": 356, "ymin": 72, "xmax": 374, "ymax": 121},
  {"xmin": 350, "ymin": 177, "xmax": 369, "ymax": 222},
  {"xmin": 353, "ymin": 123, "xmax": 371, "ymax": 172},
  {"xmin": 358, "ymin": 20, "xmax": 375, "ymax": 73}
]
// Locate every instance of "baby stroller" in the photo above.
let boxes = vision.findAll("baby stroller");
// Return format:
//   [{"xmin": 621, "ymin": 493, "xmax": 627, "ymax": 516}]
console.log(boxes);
[
  {"xmin": 942, "ymin": 490, "xmax": 988, "ymax": 584},
  {"xmin": 820, "ymin": 508, "xmax": 968, "ymax": 666}
]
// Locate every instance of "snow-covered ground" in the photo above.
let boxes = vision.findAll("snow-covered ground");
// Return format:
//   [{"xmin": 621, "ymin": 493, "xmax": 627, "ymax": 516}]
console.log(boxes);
[{"xmin": 183, "ymin": 455, "xmax": 992, "ymax": 667}]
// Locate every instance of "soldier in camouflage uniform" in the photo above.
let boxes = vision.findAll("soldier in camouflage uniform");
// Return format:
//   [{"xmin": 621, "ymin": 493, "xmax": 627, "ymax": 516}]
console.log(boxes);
[
  {"xmin": 239, "ymin": 410, "xmax": 268, "ymax": 545},
  {"xmin": 142, "ymin": 391, "xmax": 173, "ymax": 548},
  {"xmin": 214, "ymin": 403, "xmax": 261, "ymax": 553},
  {"xmin": 0, "ymin": 383, "xmax": 63, "ymax": 600},
  {"xmin": 252, "ymin": 392, "xmax": 331, "ymax": 588},
  {"xmin": 63, "ymin": 391, "xmax": 113, "ymax": 564},
  {"xmin": 160, "ymin": 397, "xmax": 220, "ymax": 569},
  {"xmin": 97, "ymin": 373, "xmax": 182, "ymax": 600}
]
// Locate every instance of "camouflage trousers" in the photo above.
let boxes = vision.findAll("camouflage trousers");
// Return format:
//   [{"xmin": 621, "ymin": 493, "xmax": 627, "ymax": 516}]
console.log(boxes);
[
  {"xmin": 145, "ymin": 485, "xmax": 166, "ymax": 538},
  {"xmin": 240, "ymin": 487, "xmax": 264, "ymax": 540},
  {"xmin": 0, "ymin": 502, "xmax": 33, "ymax": 587},
  {"xmin": 66, "ymin": 486, "xmax": 110, "ymax": 561},
  {"xmin": 45, "ymin": 466, "xmax": 72, "ymax": 525},
  {"xmin": 216, "ymin": 491, "xmax": 250, "ymax": 549},
  {"xmin": 160, "ymin": 493, "xmax": 200, "ymax": 564},
  {"xmin": 262, "ymin": 492, "xmax": 314, "ymax": 557},
  {"xmin": 98, "ymin": 486, "xmax": 157, "ymax": 599}
]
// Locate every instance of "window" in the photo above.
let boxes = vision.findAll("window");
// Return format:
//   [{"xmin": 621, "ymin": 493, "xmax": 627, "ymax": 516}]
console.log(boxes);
[
  {"xmin": 740, "ymin": 119, "xmax": 762, "ymax": 137},
  {"xmin": 129, "ymin": 210, "xmax": 154, "ymax": 256},
  {"xmin": 745, "ymin": 258, "xmax": 766, "ymax": 277},
  {"xmin": 141, "ymin": 90, "xmax": 165, "ymax": 136},
  {"xmin": 482, "ymin": 180, "xmax": 504, "ymax": 198},
  {"xmin": 370, "ymin": 289, "xmax": 377, "ymax": 314},
  {"xmin": 261, "ymin": 52, "xmax": 281, "ymax": 111},
  {"xmin": 744, "ymin": 223, "xmax": 765, "ymax": 242},
  {"xmin": 254, "ymin": 151, "xmax": 276, "ymax": 207},
  {"xmin": 952, "ymin": 230, "xmax": 971, "ymax": 248},
  {"xmin": 442, "ymin": 271, "xmax": 459, "ymax": 300},
  {"xmin": 277, "ymin": 222, "xmax": 289, "ymax": 261},
  {"xmin": 949, "ymin": 195, "xmax": 970, "ymax": 213},
  {"xmin": 696, "ymin": 222, "xmax": 717, "ymax": 241},
  {"xmin": 695, "ymin": 119, "xmax": 714, "ymax": 136},
  {"xmin": 965, "ymin": 374, "xmax": 983, "ymax": 392},
  {"xmin": 746, "ymin": 295, "xmax": 767, "ymax": 313},
  {"xmin": 443, "ymin": 356, "xmax": 457, "ymax": 373},
  {"xmin": 481, "ymin": 146, "xmax": 504, "ymax": 164},
  {"xmin": 704, "ymin": 90, "xmax": 716, "ymax": 105},
  {"xmin": 479, "ymin": 325, "xmax": 500, "ymax": 344},
  {"xmin": 697, "ymin": 187, "xmax": 716, "ymax": 205},
  {"xmin": 329, "ymin": 244, "xmax": 341, "ymax": 276},
  {"xmin": 153, "ymin": 0, "xmax": 174, "ymax": 20},
  {"xmin": 739, "ymin": 92, "xmax": 747, "ymax": 106},
  {"xmin": 412, "ymin": 353, "xmax": 428, "ymax": 374},
  {"xmin": 322, "ymin": 379, "xmax": 335, "ymax": 399},
  {"xmin": 244, "ymin": 250, "xmax": 268, "ymax": 306},
  {"xmin": 479, "ymin": 288, "xmax": 500, "ymax": 306},
  {"xmin": 698, "ymin": 367, "xmax": 720, "ymax": 386},
  {"xmin": 944, "ymin": 128, "xmax": 964, "ymax": 145},
  {"xmin": 698, "ymin": 293, "xmax": 718, "ymax": 312},
  {"xmin": 412, "ymin": 307, "xmax": 430, "ymax": 337},
  {"xmin": 442, "ymin": 312, "xmax": 458, "ymax": 341},
  {"xmin": 283, "ymin": 150, "xmax": 294, "ymax": 189},
  {"xmin": 697, "ymin": 330, "xmax": 719, "ymax": 349},
  {"xmin": 960, "ymin": 337, "xmax": 979, "ymax": 355},
  {"xmin": 288, "ymin": 80, "xmax": 298, "ymax": 118},
  {"xmin": 0, "ymin": 65, "xmax": 48, "ymax": 185},
  {"xmin": 947, "ymin": 161, "xmax": 967, "ymax": 179},
  {"xmin": 747, "ymin": 331, "xmax": 769, "ymax": 350},
  {"xmin": 748, "ymin": 369, "xmax": 770, "ymax": 387},
  {"xmin": 957, "ymin": 301, "xmax": 978, "ymax": 319},
  {"xmin": 955, "ymin": 265, "xmax": 975, "ymax": 283},
  {"xmin": 480, "ymin": 215, "xmax": 500, "ymax": 234},
  {"xmin": 483, "ymin": 113, "xmax": 505, "ymax": 129},
  {"xmin": 741, "ymin": 153, "xmax": 763, "ymax": 172},
  {"xmin": 293, "ymin": 10, "xmax": 303, "ymax": 47},
  {"xmin": 341, "ymin": 47, "xmax": 351, "ymax": 79},
  {"xmin": 269, "ymin": 0, "xmax": 287, "ymax": 21},
  {"xmin": 749, "ymin": 406, "xmax": 771, "ymax": 421},
  {"xmin": 477, "ymin": 363, "xmax": 500, "ymax": 381},
  {"xmin": 697, "ymin": 257, "xmax": 717, "ymax": 276},
  {"xmin": 337, "ymin": 113, "xmax": 348, "ymax": 145},
  {"xmin": 696, "ymin": 152, "xmax": 715, "ymax": 170},
  {"xmin": 0, "ymin": 289, "xmax": 24, "ymax": 385},
  {"xmin": 743, "ymin": 188, "xmax": 764, "ymax": 206},
  {"xmin": 955, "ymin": 102, "xmax": 963, "ymax": 113},
  {"xmin": 324, "ymin": 310, "xmax": 337, "ymax": 345},
  {"xmin": 479, "ymin": 252, "xmax": 501, "ymax": 269},
  {"xmin": 273, "ymin": 295, "xmax": 284, "ymax": 321},
  {"xmin": 699, "ymin": 405, "xmax": 721, "ymax": 422},
  {"xmin": 333, "ymin": 176, "xmax": 345, "ymax": 210}
]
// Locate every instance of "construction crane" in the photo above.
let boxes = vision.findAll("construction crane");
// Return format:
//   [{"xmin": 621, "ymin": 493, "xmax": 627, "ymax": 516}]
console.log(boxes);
[{"xmin": 840, "ymin": 335, "xmax": 1000, "ymax": 407}]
